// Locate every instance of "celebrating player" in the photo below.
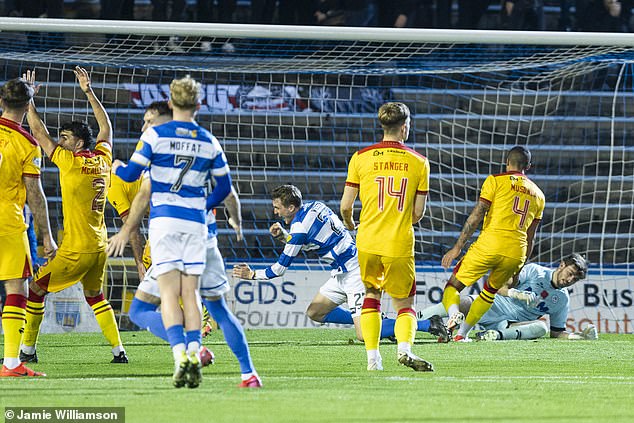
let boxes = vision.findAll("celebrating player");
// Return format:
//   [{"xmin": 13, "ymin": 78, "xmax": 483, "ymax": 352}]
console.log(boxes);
[
  {"xmin": 111, "ymin": 75, "xmax": 235, "ymax": 389},
  {"xmin": 440, "ymin": 145, "xmax": 546, "ymax": 342},
  {"xmin": 340, "ymin": 102, "xmax": 434, "ymax": 372},
  {"xmin": 20, "ymin": 67, "xmax": 127, "ymax": 365},
  {"xmin": 233, "ymin": 185, "xmax": 447, "ymax": 342},
  {"xmin": 0, "ymin": 76, "xmax": 56, "ymax": 377}
]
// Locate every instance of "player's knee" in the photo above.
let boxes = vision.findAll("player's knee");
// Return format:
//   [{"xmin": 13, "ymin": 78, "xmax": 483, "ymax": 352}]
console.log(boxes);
[
  {"xmin": 305, "ymin": 304, "xmax": 326, "ymax": 323},
  {"xmin": 533, "ymin": 321, "xmax": 548, "ymax": 338}
]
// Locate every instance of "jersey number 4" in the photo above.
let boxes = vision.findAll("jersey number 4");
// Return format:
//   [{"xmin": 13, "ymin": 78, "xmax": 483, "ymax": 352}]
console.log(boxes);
[
  {"xmin": 375, "ymin": 176, "xmax": 408, "ymax": 212},
  {"xmin": 512, "ymin": 196, "xmax": 531, "ymax": 229}
]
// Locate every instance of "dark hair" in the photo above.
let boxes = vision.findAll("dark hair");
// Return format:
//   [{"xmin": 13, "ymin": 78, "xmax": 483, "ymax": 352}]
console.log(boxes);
[
  {"xmin": 507, "ymin": 145, "xmax": 531, "ymax": 170},
  {"xmin": 0, "ymin": 78, "xmax": 34, "ymax": 109},
  {"xmin": 271, "ymin": 184, "xmax": 302, "ymax": 208},
  {"xmin": 563, "ymin": 253, "xmax": 588, "ymax": 280},
  {"xmin": 146, "ymin": 100, "xmax": 171, "ymax": 117},
  {"xmin": 60, "ymin": 121, "xmax": 94, "ymax": 150}
]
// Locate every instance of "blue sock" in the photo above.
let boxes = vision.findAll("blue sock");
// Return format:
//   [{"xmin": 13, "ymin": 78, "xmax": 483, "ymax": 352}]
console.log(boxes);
[
  {"xmin": 185, "ymin": 330, "xmax": 202, "ymax": 352},
  {"xmin": 417, "ymin": 319, "xmax": 431, "ymax": 332},
  {"xmin": 165, "ymin": 324, "xmax": 185, "ymax": 349},
  {"xmin": 322, "ymin": 306, "xmax": 354, "ymax": 324},
  {"xmin": 204, "ymin": 297, "xmax": 254, "ymax": 374},
  {"xmin": 380, "ymin": 318, "xmax": 396, "ymax": 338},
  {"xmin": 129, "ymin": 298, "xmax": 168, "ymax": 342}
]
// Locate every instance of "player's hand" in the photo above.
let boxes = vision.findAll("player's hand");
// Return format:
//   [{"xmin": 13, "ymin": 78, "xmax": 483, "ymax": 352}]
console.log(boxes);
[
  {"xmin": 107, "ymin": 230, "xmax": 130, "ymax": 257},
  {"xmin": 507, "ymin": 288, "xmax": 537, "ymax": 306},
  {"xmin": 111, "ymin": 159, "xmax": 124, "ymax": 175},
  {"xmin": 343, "ymin": 219, "xmax": 355, "ymax": 231},
  {"xmin": 228, "ymin": 216, "xmax": 243, "ymax": 241},
  {"xmin": 42, "ymin": 236, "xmax": 58, "ymax": 260},
  {"xmin": 74, "ymin": 66, "xmax": 92, "ymax": 93},
  {"xmin": 581, "ymin": 324, "xmax": 598, "ymax": 340},
  {"xmin": 441, "ymin": 247, "xmax": 460, "ymax": 269},
  {"xmin": 269, "ymin": 222, "xmax": 288, "ymax": 241},
  {"xmin": 232, "ymin": 263, "xmax": 254, "ymax": 279},
  {"xmin": 22, "ymin": 69, "xmax": 42, "ymax": 96}
]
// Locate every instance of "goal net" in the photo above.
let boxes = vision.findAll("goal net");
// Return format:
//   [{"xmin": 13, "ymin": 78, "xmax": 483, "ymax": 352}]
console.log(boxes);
[{"xmin": 1, "ymin": 18, "xmax": 631, "ymax": 334}]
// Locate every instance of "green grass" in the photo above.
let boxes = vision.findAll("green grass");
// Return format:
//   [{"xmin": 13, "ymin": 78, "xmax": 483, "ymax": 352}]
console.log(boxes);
[{"xmin": 2, "ymin": 330, "xmax": 634, "ymax": 423}]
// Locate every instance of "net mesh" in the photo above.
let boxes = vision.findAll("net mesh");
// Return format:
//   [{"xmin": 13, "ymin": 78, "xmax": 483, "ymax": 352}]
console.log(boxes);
[{"xmin": 1, "ymin": 27, "xmax": 632, "ymax": 332}]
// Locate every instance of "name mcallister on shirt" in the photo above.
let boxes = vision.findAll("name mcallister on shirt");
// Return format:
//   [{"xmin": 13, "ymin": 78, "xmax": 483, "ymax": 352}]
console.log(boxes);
[
  {"xmin": 511, "ymin": 183, "xmax": 538, "ymax": 198},
  {"xmin": 374, "ymin": 161, "xmax": 409, "ymax": 171},
  {"xmin": 81, "ymin": 164, "xmax": 109, "ymax": 175},
  {"xmin": 169, "ymin": 140, "xmax": 202, "ymax": 153}
]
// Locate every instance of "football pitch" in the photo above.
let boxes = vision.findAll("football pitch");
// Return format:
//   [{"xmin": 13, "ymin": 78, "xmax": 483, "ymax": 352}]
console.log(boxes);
[{"xmin": 1, "ymin": 330, "xmax": 633, "ymax": 423}]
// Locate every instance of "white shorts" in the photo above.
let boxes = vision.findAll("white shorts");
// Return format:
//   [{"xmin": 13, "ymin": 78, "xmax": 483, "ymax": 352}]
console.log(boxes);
[
  {"xmin": 200, "ymin": 237, "xmax": 230, "ymax": 298},
  {"xmin": 319, "ymin": 267, "xmax": 366, "ymax": 318},
  {"xmin": 137, "ymin": 265, "xmax": 161, "ymax": 298},
  {"xmin": 148, "ymin": 228, "xmax": 206, "ymax": 276}
]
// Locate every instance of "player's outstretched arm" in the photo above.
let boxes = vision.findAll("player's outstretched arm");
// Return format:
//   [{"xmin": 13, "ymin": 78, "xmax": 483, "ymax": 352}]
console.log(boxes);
[
  {"xmin": 24, "ymin": 177, "xmax": 57, "ymax": 259},
  {"xmin": 23, "ymin": 71, "xmax": 57, "ymax": 158},
  {"xmin": 340, "ymin": 185, "xmax": 358, "ymax": 230},
  {"xmin": 551, "ymin": 325, "xmax": 598, "ymax": 341},
  {"xmin": 223, "ymin": 186, "xmax": 243, "ymax": 241},
  {"xmin": 441, "ymin": 200, "xmax": 489, "ymax": 269},
  {"xmin": 232, "ymin": 263, "xmax": 254, "ymax": 280},
  {"xmin": 107, "ymin": 177, "xmax": 151, "ymax": 257},
  {"xmin": 74, "ymin": 66, "xmax": 112, "ymax": 146}
]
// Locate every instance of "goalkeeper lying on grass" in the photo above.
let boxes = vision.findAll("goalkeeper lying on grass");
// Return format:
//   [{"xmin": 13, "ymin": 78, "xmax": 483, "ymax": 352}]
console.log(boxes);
[{"xmin": 421, "ymin": 253, "xmax": 598, "ymax": 341}]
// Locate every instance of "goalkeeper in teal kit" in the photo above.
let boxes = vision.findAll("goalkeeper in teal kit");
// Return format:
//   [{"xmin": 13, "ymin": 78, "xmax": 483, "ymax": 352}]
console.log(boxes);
[{"xmin": 421, "ymin": 254, "xmax": 598, "ymax": 341}]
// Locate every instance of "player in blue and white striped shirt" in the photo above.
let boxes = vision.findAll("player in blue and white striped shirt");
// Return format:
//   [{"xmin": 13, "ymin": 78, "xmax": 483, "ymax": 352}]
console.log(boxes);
[
  {"xmin": 111, "ymin": 76, "xmax": 231, "ymax": 389},
  {"xmin": 233, "ymin": 185, "xmax": 447, "ymax": 342}
]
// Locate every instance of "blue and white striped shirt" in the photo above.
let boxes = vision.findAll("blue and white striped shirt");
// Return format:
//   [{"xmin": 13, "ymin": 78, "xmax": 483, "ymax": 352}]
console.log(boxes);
[
  {"xmin": 125, "ymin": 120, "xmax": 229, "ymax": 235},
  {"xmin": 254, "ymin": 201, "xmax": 359, "ymax": 280}
]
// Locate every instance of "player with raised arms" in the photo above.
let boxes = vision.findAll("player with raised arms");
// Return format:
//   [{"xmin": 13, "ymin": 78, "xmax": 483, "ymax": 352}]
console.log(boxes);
[{"xmin": 20, "ymin": 67, "xmax": 127, "ymax": 365}]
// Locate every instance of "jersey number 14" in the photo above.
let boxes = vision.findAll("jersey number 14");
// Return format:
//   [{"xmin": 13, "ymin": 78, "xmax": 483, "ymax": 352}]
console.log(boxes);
[{"xmin": 375, "ymin": 176, "xmax": 408, "ymax": 212}]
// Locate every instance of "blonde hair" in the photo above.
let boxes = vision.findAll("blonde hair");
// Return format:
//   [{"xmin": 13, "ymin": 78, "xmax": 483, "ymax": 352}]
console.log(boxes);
[
  {"xmin": 378, "ymin": 102, "xmax": 410, "ymax": 130},
  {"xmin": 169, "ymin": 75, "xmax": 201, "ymax": 110}
]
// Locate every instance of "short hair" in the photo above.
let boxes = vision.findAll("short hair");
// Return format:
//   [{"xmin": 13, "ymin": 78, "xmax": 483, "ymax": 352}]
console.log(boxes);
[
  {"xmin": 146, "ymin": 100, "xmax": 171, "ymax": 117},
  {"xmin": 0, "ymin": 78, "xmax": 34, "ymax": 109},
  {"xmin": 378, "ymin": 102, "xmax": 410, "ymax": 131},
  {"xmin": 169, "ymin": 75, "xmax": 201, "ymax": 110},
  {"xmin": 506, "ymin": 145, "xmax": 532, "ymax": 169},
  {"xmin": 563, "ymin": 253, "xmax": 588, "ymax": 280},
  {"xmin": 60, "ymin": 121, "xmax": 94, "ymax": 151},
  {"xmin": 271, "ymin": 184, "xmax": 302, "ymax": 208}
]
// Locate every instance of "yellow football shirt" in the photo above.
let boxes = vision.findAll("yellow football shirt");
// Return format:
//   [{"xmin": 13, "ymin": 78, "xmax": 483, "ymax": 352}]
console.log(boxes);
[
  {"xmin": 107, "ymin": 173, "xmax": 151, "ymax": 268},
  {"xmin": 345, "ymin": 140, "xmax": 429, "ymax": 257},
  {"xmin": 52, "ymin": 140, "xmax": 112, "ymax": 252},
  {"xmin": 0, "ymin": 117, "xmax": 42, "ymax": 236},
  {"xmin": 475, "ymin": 171, "xmax": 545, "ymax": 260}
]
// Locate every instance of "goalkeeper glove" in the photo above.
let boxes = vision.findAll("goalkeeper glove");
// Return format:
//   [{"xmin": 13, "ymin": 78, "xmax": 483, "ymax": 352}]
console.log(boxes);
[
  {"xmin": 581, "ymin": 324, "xmax": 599, "ymax": 340},
  {"xmin": 507, "ymin": 288, "xmax": 537, "ymax": 306}
]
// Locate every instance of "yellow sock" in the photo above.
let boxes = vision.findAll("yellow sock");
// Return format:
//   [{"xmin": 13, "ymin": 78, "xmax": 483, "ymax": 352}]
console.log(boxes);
[
  {"xmin": 22, "ymin": 298, "xmax": 45, "ymax": 348},
  {"xmin": 394, "ymin": 308, "xmax": 416, "ymax": 345},
  {"xmin": 360, "ymin": 298, "xmax": 381, "ymax": 351},
  {"xmin": 465, "ymin": 286, "xmax": 496, "ymax": 327},
  {"xmin": 2, "ymin": 295, "xmax": 27, "ymax": 359},
  {"xmin": 87, "ymin": 295, "xmax": 122, "ymax": 348},
  {"xmin": 442, "ymin": 283, "xmax": 461, "ymax": 314}
]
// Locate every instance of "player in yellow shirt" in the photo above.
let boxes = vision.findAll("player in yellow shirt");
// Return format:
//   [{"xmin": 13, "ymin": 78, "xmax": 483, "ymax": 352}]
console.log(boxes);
[
  {"xmin": 440, "ymin": 145, "xmax": 545, "ymax": 342},
  {"xmin": 0, "ymin": 77, "xmax": 57, "ymax": 377},
  {"xmin": 20, "ymin": 67, "xmax": 127, "ymax": 364},
  {"xmin": 340, "ymin": 102, "xmax": 433, "ymax": 372}
]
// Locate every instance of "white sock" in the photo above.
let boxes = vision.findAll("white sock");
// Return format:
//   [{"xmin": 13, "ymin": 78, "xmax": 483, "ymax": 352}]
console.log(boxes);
[
  {"xmin": 3, "ymin": 357, "xmax": 20, "ymax": 369},
  {"xmin": 172, "ymin": 343, "xmax": 186, "ymax": 362},
  {"xmin": 397, "ymin": 342, "xmax": 411, "ymax": 355},
  {"xmin": 418, "ymin": 303, "xmax": 448, "ymax": 320},
  {"xmin": 457, "ymin": 322, "xmax": 474, "ymax": 338},
  {"xmin": 187, "ymin": 341, "xmax": 200, "ymax": 357},
  {"xmin": 447, "ymin": 304, "xmax": 460, "ymax": 317},
  {"xmin": 112, "ymin": 345, "xmax": 124, "ymax": 355},
  {"xmin": 241, "ymin": 372, "xmax": 255, "ymax": 381},
  {"xmin": 366, "ymin": 349, "xmax": 380, "ymax": 362},
  {"xmin": 20, "ymin": 344, "xmax": 35, "ymax": 355}
]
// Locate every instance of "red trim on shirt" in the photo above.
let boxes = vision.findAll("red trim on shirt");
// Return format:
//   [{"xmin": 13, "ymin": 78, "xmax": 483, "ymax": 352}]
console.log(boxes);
[
  {"xmin": 74, "ymin": 150, "xmax": 96, "ymax": 158},
  {"xmin": 357, "ymin": 140, "xmax": 427, "ymax": 160},
  {"xmin": 416, "ymin": 190, "xmax": 428, "ymax": 195},
  {"xmin": 479, "ymin": 197, "xmax": 492, "ymax": 206},
  {"xmin": 0, "ymin": 117, "xmax": 39, "ymax": 146},
  {"xmin": 345, "ymin": 182, "xmax": 360, "ymax": 188},
  {"xmin": 22, "ymin": 173, "xmax": 40, "ymax": 179},
  {"xmin": 119, "ymin": 210, "xmax": 130, "ymax": 219},
  {"xmin": 492, "ymin": 171, "xmax": 525, "ymax": 177}
]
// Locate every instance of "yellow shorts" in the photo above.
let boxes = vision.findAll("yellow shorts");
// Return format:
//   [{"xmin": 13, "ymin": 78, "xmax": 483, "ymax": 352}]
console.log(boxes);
[
  {"xmin": 0, "ymin": 231, "xmax": 32, "ymax": 280},
  {"xmin": 34, "ymin": 249, "xmax": 107, "ymax": 293},
  {"xmin": 142, "ymin": 241, "xmax": 152, "ymax": 269},
  {"xmin": 357, "ymin": 251, "xmax": 415, "ymax": 299},
  {"xmin": 454, "ymin": 242, "xmax": 524, "ymax": 290}
]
